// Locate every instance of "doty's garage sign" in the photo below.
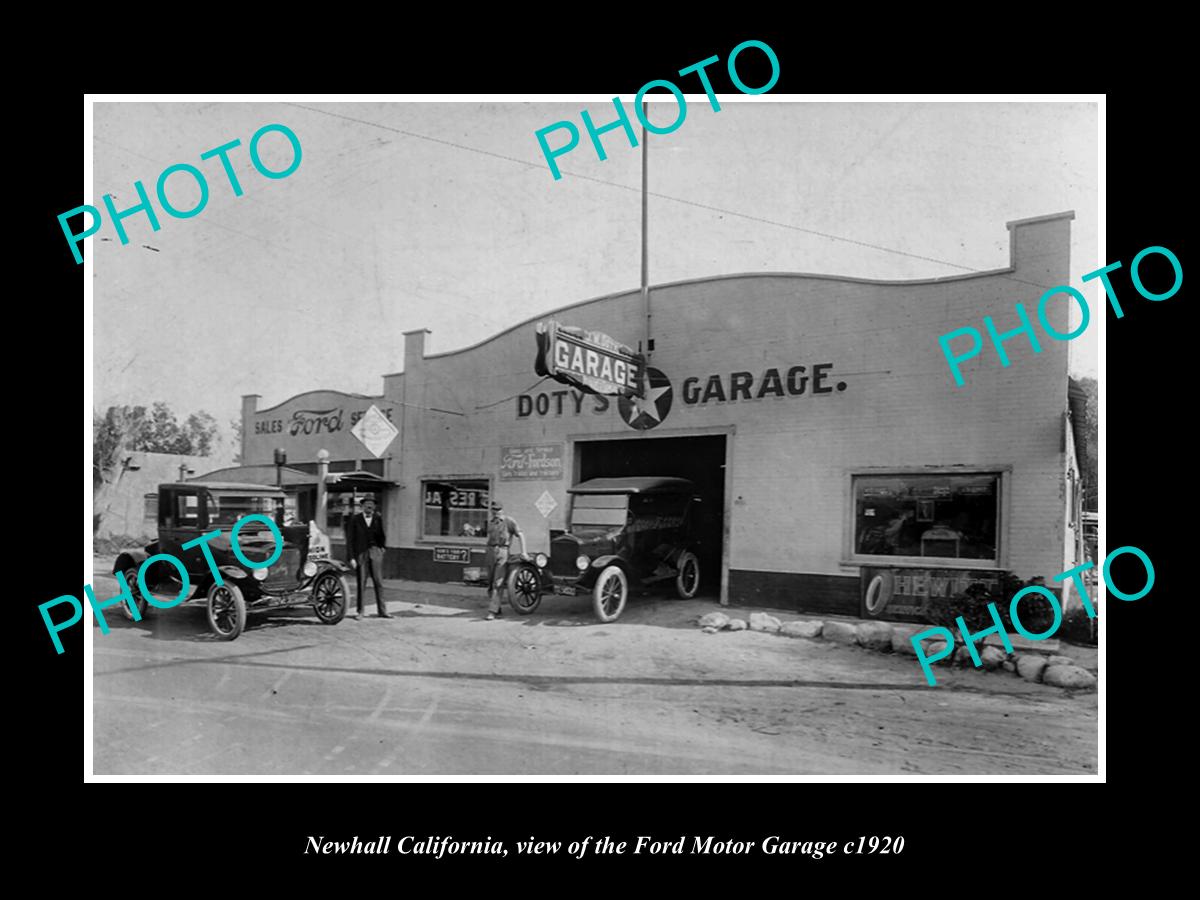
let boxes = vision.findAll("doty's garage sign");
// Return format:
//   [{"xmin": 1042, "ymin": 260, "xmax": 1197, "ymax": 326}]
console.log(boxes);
[
  {"xmin": 535, "ymin": 320, "xmax": 644, "ymax": 398},
  {"xmin": 517, "ymin": 361, "xmax": 848, "ymax": 427}
]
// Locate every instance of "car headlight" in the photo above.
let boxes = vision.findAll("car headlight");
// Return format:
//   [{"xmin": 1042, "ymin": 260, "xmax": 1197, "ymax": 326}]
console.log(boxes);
[
  {"xmin": 535, "ymin": 553, "xmax": 548, "ymax": 568},
  {"xmin": 253, "ymin": 567, "xmax": 269, "ymax": 581},
  {"xmin": 303, "ymin": 561, "xmax": 317, "ymax": 577},
  {"xmin": 576, "ymin": 555, "xmax": 590, "ymax": 572}
]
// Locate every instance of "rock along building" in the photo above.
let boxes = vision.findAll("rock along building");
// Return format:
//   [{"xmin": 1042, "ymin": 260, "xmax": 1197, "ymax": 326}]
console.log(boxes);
[{"xmin": 231, "ymin": 211, "xmax": 1087, "ymax": 621}]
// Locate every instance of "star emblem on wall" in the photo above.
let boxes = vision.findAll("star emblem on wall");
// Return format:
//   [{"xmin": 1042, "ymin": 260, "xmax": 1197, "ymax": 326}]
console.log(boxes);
[{"xmin": 618, "ymin": 367, "xmax": 673, "ymax": 430}]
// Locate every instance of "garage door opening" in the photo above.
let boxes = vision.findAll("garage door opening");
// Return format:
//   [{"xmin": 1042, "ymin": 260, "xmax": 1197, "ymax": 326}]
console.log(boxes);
[{"xmin": 576, "ymin": 435, "xmax": 726, "ymax": 597}]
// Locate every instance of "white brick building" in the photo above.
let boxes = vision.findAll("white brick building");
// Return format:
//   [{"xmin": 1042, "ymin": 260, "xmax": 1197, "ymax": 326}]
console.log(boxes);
[{"xmin": 235, "ymin": 211, "xmax": 1083, "ymax": 619}]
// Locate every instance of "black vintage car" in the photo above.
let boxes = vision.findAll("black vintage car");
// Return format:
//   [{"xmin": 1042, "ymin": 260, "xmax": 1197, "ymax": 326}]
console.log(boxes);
[
  {"xmin": 506, "ymin": 476, "xmax": 703, "ymax": 622},
  {"xmin": 112, "ymin": 482, "xmax": 351, "ymax": 641}
]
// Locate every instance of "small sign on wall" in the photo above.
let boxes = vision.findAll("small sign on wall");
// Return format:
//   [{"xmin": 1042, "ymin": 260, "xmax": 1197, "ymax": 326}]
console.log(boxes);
[
  {"xmin": 859, "ymin": 567, "xmax": 1004, "ymax": 623},
  {"xmin": 433, "ymin": 546, "xmax": 472, "ymax": 564},
  {"xmin": 535, "ymin": 491, "xmax": 558, "ymax": 518},
  {"xmin": 499, "ymin": 444, "xmax": 564, "ymax": 481},
  {"xmin": 351, "ymin": 404, "xmax": 399, "ymax": 458}
]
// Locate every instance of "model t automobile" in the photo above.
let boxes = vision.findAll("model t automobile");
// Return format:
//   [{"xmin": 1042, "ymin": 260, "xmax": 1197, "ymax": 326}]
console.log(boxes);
[
  {"xmin": 112, "ymin": 482, "xmax": 352, "ymax": 640},
  {"xmin": 505, "ymin": 476, "xmax": 703, "ymax": 622}
]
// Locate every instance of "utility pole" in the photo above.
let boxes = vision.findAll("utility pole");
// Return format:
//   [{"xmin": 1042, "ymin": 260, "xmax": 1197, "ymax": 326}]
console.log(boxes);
[{"xmin": 641, "ymin": 99, "xmax": 651, "ymax": 369}]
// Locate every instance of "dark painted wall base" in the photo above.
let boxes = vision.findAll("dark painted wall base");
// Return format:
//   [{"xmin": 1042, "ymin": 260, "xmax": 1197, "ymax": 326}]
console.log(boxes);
[
  {"xmin": 728, "ymin": 570, "xmax": 860, "ymax": 617},
  {"xmin": 384, "ymin": 546, "xmax": 488, "ymax": 583},
  {"xmin": 382, "ymin": 549, "xmax": 863, "ymax": 616}
]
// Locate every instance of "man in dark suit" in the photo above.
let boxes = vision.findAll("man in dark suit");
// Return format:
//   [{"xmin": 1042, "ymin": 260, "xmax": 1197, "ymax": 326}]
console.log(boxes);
[{"xmin": 347, "ymin": 496, "xmax": 391, "ymax": 619}]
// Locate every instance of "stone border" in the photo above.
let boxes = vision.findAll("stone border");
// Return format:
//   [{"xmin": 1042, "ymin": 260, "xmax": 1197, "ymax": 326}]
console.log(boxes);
[{"xmin": 696, "ymin": 611, "xmax": 1097, "ymax": 690}]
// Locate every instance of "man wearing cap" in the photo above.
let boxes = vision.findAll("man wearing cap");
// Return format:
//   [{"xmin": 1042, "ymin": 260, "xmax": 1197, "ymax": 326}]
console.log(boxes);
[
  {"xmin": 347, "ymin": 496, "xmax": 391, "ymax": 619},
  {"xmin": 484, "ymin": 500, "xmax": 528, "ymax": 620}
]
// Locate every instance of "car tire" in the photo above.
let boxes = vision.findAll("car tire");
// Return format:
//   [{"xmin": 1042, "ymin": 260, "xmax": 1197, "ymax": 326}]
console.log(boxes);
[
  {"xmin": 312, "ymin": 571, "xmax": 349, "ymax": 624},
  {"xmin": 120, "ymin": 565, "xmax": 150, "ymax": 621},
  {"xmin": 674, "ymin": 551, "xmax": 701, "ymax": 599},
  {"xmin": 507, "ymin": 564, "xmax": 542, "ymax": 615},
  {"xmin": 206, "ymin": 582, "xmax": 246, "ymax": 641},
  {"xmin": 592, "ymin": 565, "xmax": 628, "ymax": 623},
  {"xmin": 864, "ymin": 572, "xmax": 893, "ymax": 617}
]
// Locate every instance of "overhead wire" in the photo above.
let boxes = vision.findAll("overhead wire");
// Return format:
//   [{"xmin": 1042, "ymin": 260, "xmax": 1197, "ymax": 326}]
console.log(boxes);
[{"xmin": 284, "ymin": 103, "xmax": 1059, "ymax": 292}]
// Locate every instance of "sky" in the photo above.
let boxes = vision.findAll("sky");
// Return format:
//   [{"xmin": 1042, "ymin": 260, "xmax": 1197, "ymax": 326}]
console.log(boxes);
[{"xmin": 91, "ymin": 99, "xmax": 1099, "ymax": 447}]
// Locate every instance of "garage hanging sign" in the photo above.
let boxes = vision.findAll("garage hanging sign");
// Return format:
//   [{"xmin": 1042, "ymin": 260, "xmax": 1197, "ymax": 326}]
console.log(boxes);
[{"xmin": 535, "ymin": 320, "xmax": 644, "ymax": 398}]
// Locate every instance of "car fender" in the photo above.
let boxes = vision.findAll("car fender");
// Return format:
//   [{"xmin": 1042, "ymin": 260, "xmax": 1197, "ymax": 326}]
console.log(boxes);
[
  {"xmin": 665, "ymin": 542, "xmax": 701, "ymax": 567},
  {"xmin": 112, "ymin": 549, "xmax": 149, "ymax": 576},
  {"xmin": 218, "ymin": 565, "xmax": 250, "ymax": 581},
  {"xmin": 315, "ymin": 559, "xmax": 351, "ymax": 574},
  {"xmin": 589, "ymin": 555, "xmax": 630, "ymax": 578}
]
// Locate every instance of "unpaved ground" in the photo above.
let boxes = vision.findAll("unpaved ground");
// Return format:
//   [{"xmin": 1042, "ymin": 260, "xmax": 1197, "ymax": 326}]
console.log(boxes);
[{"xmin": 89, "ymin": 559, "xmax": 1098, "ymax": 776}]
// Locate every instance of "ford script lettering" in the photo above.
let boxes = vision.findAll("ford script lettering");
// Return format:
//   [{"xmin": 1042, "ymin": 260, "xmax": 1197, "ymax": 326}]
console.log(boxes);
[{"xmin": 289, "ymin": 408, "xmax": 344, "ymax": 436}]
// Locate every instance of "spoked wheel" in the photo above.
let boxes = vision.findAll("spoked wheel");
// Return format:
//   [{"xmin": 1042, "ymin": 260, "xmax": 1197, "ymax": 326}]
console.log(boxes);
[
  {"xmin": 674, "ymin": 551, "xmax": 701, "ymax": 599},
  {"xmin": 592, "ymin": 565, "xmax": 628, "ymax": 623},
  {"xmin": 507, "ymin": 564, "xmax": 542, "ymax": 615},
  {"xmin": 120, "ymin": 566, "xmax": 150, "ymax": 621},
  {"xmin": 206, "ymin": 582, "xmax": 246, "ymax": 641},
  {"xmin": 312, "ymin": 571, "xmax": 349, "ymax": 624}
]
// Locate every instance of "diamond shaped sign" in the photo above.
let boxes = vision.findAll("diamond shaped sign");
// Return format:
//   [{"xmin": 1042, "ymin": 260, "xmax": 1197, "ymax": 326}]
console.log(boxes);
[
  {"xmin": 351, "ymin": 404, "xmax": 398, "ymax": 458},
  {"xmin": 534, "ymin": 490, "xmax": 557, "ymax": 518}
]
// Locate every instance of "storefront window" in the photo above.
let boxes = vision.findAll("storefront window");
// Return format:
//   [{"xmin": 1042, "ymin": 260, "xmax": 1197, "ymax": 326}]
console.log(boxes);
[
  {"xmin": 423, "ymin": 479, "xmax": 488, "ymax": 538},
  {"xmin": 853, "ymin": 473, "xmax": 999, "ymax": 561}
]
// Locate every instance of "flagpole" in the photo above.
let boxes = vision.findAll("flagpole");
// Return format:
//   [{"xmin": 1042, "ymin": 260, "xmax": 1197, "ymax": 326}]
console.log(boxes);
[{"xmin": 641, "ymin": 100, "xmax": 651, "ymax": 372}]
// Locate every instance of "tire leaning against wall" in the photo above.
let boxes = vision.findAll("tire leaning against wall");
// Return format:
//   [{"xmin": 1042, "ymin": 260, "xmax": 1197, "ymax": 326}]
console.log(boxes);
[{"xmin": 862, "ymin": 570, "xmax": 894, "ymax": 619}]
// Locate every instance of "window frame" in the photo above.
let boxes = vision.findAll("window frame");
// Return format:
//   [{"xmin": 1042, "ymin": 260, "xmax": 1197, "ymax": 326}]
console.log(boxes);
[
  {"xmin": 843, "ymin": 466, "xmax": 1010, "ymax": 570},
  {"xmin": 417, "ymin": 475, "xmax": 492, "ymax": 545},
  {"xmin": 172, "ymin": 489, "xmax": 203, "ymax": 529}
]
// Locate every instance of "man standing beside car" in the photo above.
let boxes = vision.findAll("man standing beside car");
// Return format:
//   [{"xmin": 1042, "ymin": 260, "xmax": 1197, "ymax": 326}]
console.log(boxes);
[
  {"xmin": 485, "ymin": 500, "xmax": 528, "ymax": 621},
  {"xmin": 348, "ymin": 496, "xmax": 391, "ymax": 619}
]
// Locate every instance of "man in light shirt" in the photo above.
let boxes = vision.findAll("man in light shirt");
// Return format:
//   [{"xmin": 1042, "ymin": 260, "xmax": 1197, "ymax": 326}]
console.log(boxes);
[{"xmin": 484, "ymin": 500, "xmax": 528, "ymax": 620}]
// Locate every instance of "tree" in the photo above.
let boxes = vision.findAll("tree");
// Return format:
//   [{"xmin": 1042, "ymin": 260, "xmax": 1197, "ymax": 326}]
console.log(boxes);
[
  {"xmin": 143, "ymin": 401, "xmax": 188, "ymax": 454},
  {"xmin": 93, "ymin": 405, "xmax": 146, "ymax": 532},
  {"xmin": 1070, "ymin": 376, "xmax": 1098, "ymax": 511},
  {"xmin": 94, "ymin": 407, "xmax": 134, "ymax": 486},
  {"xmin": 183, "ymin": 411, "xmax": 219, "ymax": 456},
  {"xmin": 92, "ymin": 402, "xmax": 221, "ymax": 534},
  {"xmin": 230, "ymin": 417, "xmax": 244, "ymax": 464}
]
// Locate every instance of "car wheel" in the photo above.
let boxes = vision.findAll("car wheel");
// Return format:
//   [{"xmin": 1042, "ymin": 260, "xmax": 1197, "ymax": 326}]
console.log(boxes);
[
  {"xmin": 311, "ymin": 571, "xmax": 349, "ymax": 624},
  {"xmin": 120, "ymin": 565, "xmax": 150, "ymax": 621},
  {"xmin": 674, "ymin": 551, "xmax": 701, "ymax": 599},
  {"xmin": 592, "ymin": 565, "xmax": 628, "ymax": 623},
  {"xmin": 206, "ymin": 582, "xmax": 246, "ymax": 641},
  {"xmin": 507, "ymin": 564, "xmax": 542, "ymax": 615}
]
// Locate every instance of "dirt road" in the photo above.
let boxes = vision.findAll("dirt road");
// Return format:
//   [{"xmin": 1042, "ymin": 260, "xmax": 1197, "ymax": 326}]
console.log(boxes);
[{"xmin": 90, "ymin": 563, "xmax": 1097, "ymax": 776}]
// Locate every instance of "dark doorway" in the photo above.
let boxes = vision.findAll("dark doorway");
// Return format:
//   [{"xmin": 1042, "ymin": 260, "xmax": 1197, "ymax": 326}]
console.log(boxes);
[{"xmin": 576, "ymin": 435, "xmax": 726, "ymax": 595}]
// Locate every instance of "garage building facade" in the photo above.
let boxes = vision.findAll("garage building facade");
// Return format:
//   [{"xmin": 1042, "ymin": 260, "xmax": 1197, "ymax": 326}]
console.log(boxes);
[{"xmin": 236, "ymin": 211, "xmax": 1084, "ymax": 618}]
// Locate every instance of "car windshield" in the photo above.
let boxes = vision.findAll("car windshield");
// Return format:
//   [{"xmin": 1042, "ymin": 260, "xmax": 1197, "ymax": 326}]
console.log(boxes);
[
  {"xmin": 207, "ymin": 492, "xmax": 280, "ymax": 527},
  {"xmin": 570, "ymin": 494, "xmax": 629, "ymax": 529}
]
